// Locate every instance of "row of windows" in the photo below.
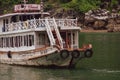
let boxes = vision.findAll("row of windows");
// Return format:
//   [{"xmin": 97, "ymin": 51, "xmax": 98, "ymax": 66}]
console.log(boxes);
[{"xmin": 0, "ymin": 35, "xmax": 34, "ymax": 48}]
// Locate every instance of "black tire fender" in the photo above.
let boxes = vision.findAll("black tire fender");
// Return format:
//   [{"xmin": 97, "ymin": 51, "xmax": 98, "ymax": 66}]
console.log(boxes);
[
  {"xmin": 71, "ymin": 50, "xmax": 80, "ymax": 58},
  {"xmin": 7, "ymin": 51, "xmax": 12, "ymax": 58},
  {"xmin": 60, "ymin": 50, "xmax": 69, "ymax": 59},
  {"xmin": 84, "ymin": 49, "xmax": 93, "ymax": 58}
]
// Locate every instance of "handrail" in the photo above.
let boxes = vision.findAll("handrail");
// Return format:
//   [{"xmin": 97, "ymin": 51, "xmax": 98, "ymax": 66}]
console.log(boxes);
[
  {"xmin": 4, "ymin": 18, "xmax": 78, "ymax": 32},
  {"xmin": 52, "ymin": 18, "xmax": 63, "ymax": 49},
  {"xmin": 45, "ymin": 18, "xmax": 55, "ymax": 46}
]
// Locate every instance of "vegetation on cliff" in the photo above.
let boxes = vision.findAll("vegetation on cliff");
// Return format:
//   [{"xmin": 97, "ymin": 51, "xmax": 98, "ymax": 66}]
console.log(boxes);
[
  {"xmin": 0, "ymin": 0, "xmax": 120, "ymax": 31},
  {"xmin": 0, "ymin": 0, "xmax": 119, "ymax": 14}
]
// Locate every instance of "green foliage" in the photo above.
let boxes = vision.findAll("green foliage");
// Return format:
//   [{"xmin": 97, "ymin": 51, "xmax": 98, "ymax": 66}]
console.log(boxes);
[
  {"xmin": 60, "ymin": 0, "xmax": 72, "ymax": 3},
  {"xmin": 62, "ymin": 0, "xmax": 100, "ymax": 12},
  {"xmin": 79, "ymin": 0, "xmax": 100, "ymax": 12},
  {"xmin": 44, "ymin": 3, "xmax": 53, "ymax": 11},
  {"xmin": 111, "ymin": 0, "xmax": 118, "ymax": 5},
  {"xmin": 0, "ymin": 0, "xmax": 119, "ymax": 14}
]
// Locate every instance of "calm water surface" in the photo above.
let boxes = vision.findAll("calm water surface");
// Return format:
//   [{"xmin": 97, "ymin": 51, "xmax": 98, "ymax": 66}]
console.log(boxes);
[{"xmin": 0, "ymin": 32, "xmax": 120, "ymax": 80}]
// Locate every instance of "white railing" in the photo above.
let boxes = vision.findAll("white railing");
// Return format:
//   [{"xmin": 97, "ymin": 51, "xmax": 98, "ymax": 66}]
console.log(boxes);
[
  {"xmin": 4, "ymin": 18, "xmax": 77, "ymax": 32},
  {"xmin": 56, "ymin": 19, "xmax": 77, "ymax": 27},
  {"xmin": 52, "ymin": 18, "xmax": 63, "ymax": 49},
  {"xmin": 45, "ymin": 19, "xmax": 56, "ymax": 46}
]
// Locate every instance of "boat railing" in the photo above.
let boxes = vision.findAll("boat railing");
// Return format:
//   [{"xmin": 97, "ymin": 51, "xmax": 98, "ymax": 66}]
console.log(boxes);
[
  {"xmin": 5, "ymin": 18, "xmax": 78, "ymax": 32},
  {"xmin": 55, "ymin": 19, "xmax": 77, "ymax": 27}
]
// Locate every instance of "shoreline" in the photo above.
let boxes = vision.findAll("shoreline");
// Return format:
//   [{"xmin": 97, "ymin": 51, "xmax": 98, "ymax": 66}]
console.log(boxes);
[{"xmin": 80, "ymin": 29, "xmax": 107, "ymax": 33}]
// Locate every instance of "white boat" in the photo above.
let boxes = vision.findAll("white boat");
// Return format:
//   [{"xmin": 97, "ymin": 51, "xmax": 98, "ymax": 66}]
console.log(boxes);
[{"xmin": 0, "ymin": 0, "xmax": 93, "ymax": 68}]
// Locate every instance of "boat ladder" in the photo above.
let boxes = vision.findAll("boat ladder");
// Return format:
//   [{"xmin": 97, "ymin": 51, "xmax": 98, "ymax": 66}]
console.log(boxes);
[
  {"xmin": 45, "ymin": 18, "xmax": 63, "ymax": 49},
  {"xmin": 45, "ymin": 19, "xmax": 56, "ymax": 46},
  {"xmin": 52, "ymin": 18, "xmax": 63, "ymax": 49}
]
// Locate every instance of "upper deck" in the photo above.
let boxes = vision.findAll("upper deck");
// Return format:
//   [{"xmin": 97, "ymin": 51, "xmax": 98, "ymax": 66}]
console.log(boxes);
[
  {"xmin": 0, "ymin": 18, "xmax": 80, "ymax": 35},
  {"xmin": 0, "ymin": 0, "xmax": 80, "ymax": 52},
  {"xmin": 0, "ymin": 0, "xmax": 80, "ymax": 35}
]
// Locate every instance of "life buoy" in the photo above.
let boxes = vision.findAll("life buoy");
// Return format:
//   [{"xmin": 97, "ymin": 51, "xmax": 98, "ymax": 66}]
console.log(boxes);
[
  {"xmin": 7, "ymin": 51, "xmax": 12, "ymax": 58},
  {"xmin": 24, "ymin": 21, "xmax": 28, "ymax": 29},
  {"xmin": 71, "ymin": 50, "xmax": 80, "ymax": 58},
  {"xmin": 60, "ymin": 50, "xmax": 69, "ymax": 59},
  {"xmin": 84, "ymin": 49, "xmax": 93, "ymax": 58}
]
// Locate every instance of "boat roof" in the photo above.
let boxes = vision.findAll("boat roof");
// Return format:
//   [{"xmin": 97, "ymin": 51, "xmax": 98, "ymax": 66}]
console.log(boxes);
[{"xmin": 0, "ymin": 12, "xmax": 50, "ymax": 19}]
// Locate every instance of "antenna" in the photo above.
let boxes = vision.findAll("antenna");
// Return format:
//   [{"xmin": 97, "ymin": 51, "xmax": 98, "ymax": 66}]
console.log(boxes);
[
  {"xmin": 40, "ymin": 0, "xmax": 44, "ymax": 12},
  {"xmin": 22, "ymin": 0, "xmax": 28, "ymax": 4},
  {"xmin": 40, "ymin": 0, "xmax": 44, "ymax": 18},
  {"xmin": 21, "ymin": 0, "xmax": 28, "ymax": 12}
]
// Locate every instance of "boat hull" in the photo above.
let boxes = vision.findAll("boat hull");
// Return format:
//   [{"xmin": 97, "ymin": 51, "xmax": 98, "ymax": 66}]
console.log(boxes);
[
  {"xmin": 0, "ymin": 45, "xmax": 93, "ymax": 68},
  {"xmin": 0, "ymin": 53, "xmax": 81, "ymax": 68},
  {"xmin": 0, "ymin": 48, "xmax": 83, "ymax": 68}
]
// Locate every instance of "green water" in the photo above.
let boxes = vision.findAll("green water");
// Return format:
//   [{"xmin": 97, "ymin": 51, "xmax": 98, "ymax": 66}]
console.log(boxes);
[
  {"xmin": 0, "ymin": 32, "xmax": 120, "ymax": 80},
  {"xmin": 79, "ymin": 32, "xmax": 120, "ymax": 70}
]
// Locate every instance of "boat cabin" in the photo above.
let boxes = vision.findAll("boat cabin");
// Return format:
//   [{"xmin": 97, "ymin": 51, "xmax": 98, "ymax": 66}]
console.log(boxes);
[{"xmin": 0, "ymin": 1, "xmax": 80, "ymax": 52}]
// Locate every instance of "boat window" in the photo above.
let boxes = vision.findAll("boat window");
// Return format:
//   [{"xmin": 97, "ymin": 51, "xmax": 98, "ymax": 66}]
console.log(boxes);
[
  {"xmin": 26, "ymin": 35, "xmax": 29, "ymax": 46},
  {"xmin": 19, "ymin": 15, "xmax": 36, "ymax": 21},
  {"xmin": 18, "ymin": 36, "xmax": 21, "ymax": 47},
  {"xmin": 7, "ymin": 37, "xmax": 10, "ymax": 47},
  {"xmin": 3, "ymin": 20, "xmax": 5, "ymax": 32},
  {"xmin": 10, "ymin": 37, "xmax": 14, "ymax": 47},
  {"xmin": 68, "ymin": 33, "xmax": 71, "ymax": 47},
  {"xmin": 19, "ymin": 15, "xmax": 23, "ymax": 21},
  {"xmin": 0, "ymin": 38, "xmax": 1, "ymax": 48},
  {"xmin": 15, "ymin": 36, "xmax": 18, "ymax": 47},
  {"xmin": 13, "ymin": 36, "xmax": 15, "ymax": 47},
  {"xmin": 3, "ymin": 19, "xmax": 9, "ymax": 32},
  {"xmin": 4, "ymin": 19, "xmax": 9, "ymax": 24},
  {"xmin": 29, "ymin": 35, "xmax": 34, "ymax": 46},
  {"xmin": 23, "ymin": 15, "xmax": 28, "ymax": 21},
  {"xmin": 11, "ymin": 16, "xmax": 17, "ymax": 22},
  {"xmin": 24, "ymin": 35, "xmax": 27, "ymax": 46},
  {"xmin": 23, "ymin": 35, "xmax": 34, "ymax": 47},
  {"xmin": 1, "ymin": 38, "xmax": 3, "ymax": 48},
  {"xmin": 5, "ymin": 38, "xmax": 8, "ymax": 47},
  {"xmin": 0, "ymin": 34, "xmax": 34, "ymax": 48},
  {"xmin": 19, "ymin": 36, "xmax": 23, "ymax": 47},
  {"xmin": 3, "ymin": 38, "xmax": 5, "ymax": 47},
  {"xmin": 73, "ymin": 33, "xmax": 75, "ymax": 44},
  {"xmin": 0, "ymin": 38, "xmax": 2, "ymax": 48},
  {"xmin": 35, "ymin": 14, "xmax": 41, "ymax": 19},
  {"xmin": 38, "ymin": 33, "xmax": 45, "ymax": 45}
]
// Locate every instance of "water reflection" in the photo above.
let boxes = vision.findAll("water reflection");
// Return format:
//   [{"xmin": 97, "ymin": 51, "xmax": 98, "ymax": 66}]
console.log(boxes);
[
  {"xmin": 0, "ymin": 64, "xmax": 120, "ymax": 80},
  {"xmin": 0, "ymin": 64, "xmax": 67, "ymax": 80},
  {"xmin": 1, "ymin": 33, "xmax": 120, "ymax": 80}
]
